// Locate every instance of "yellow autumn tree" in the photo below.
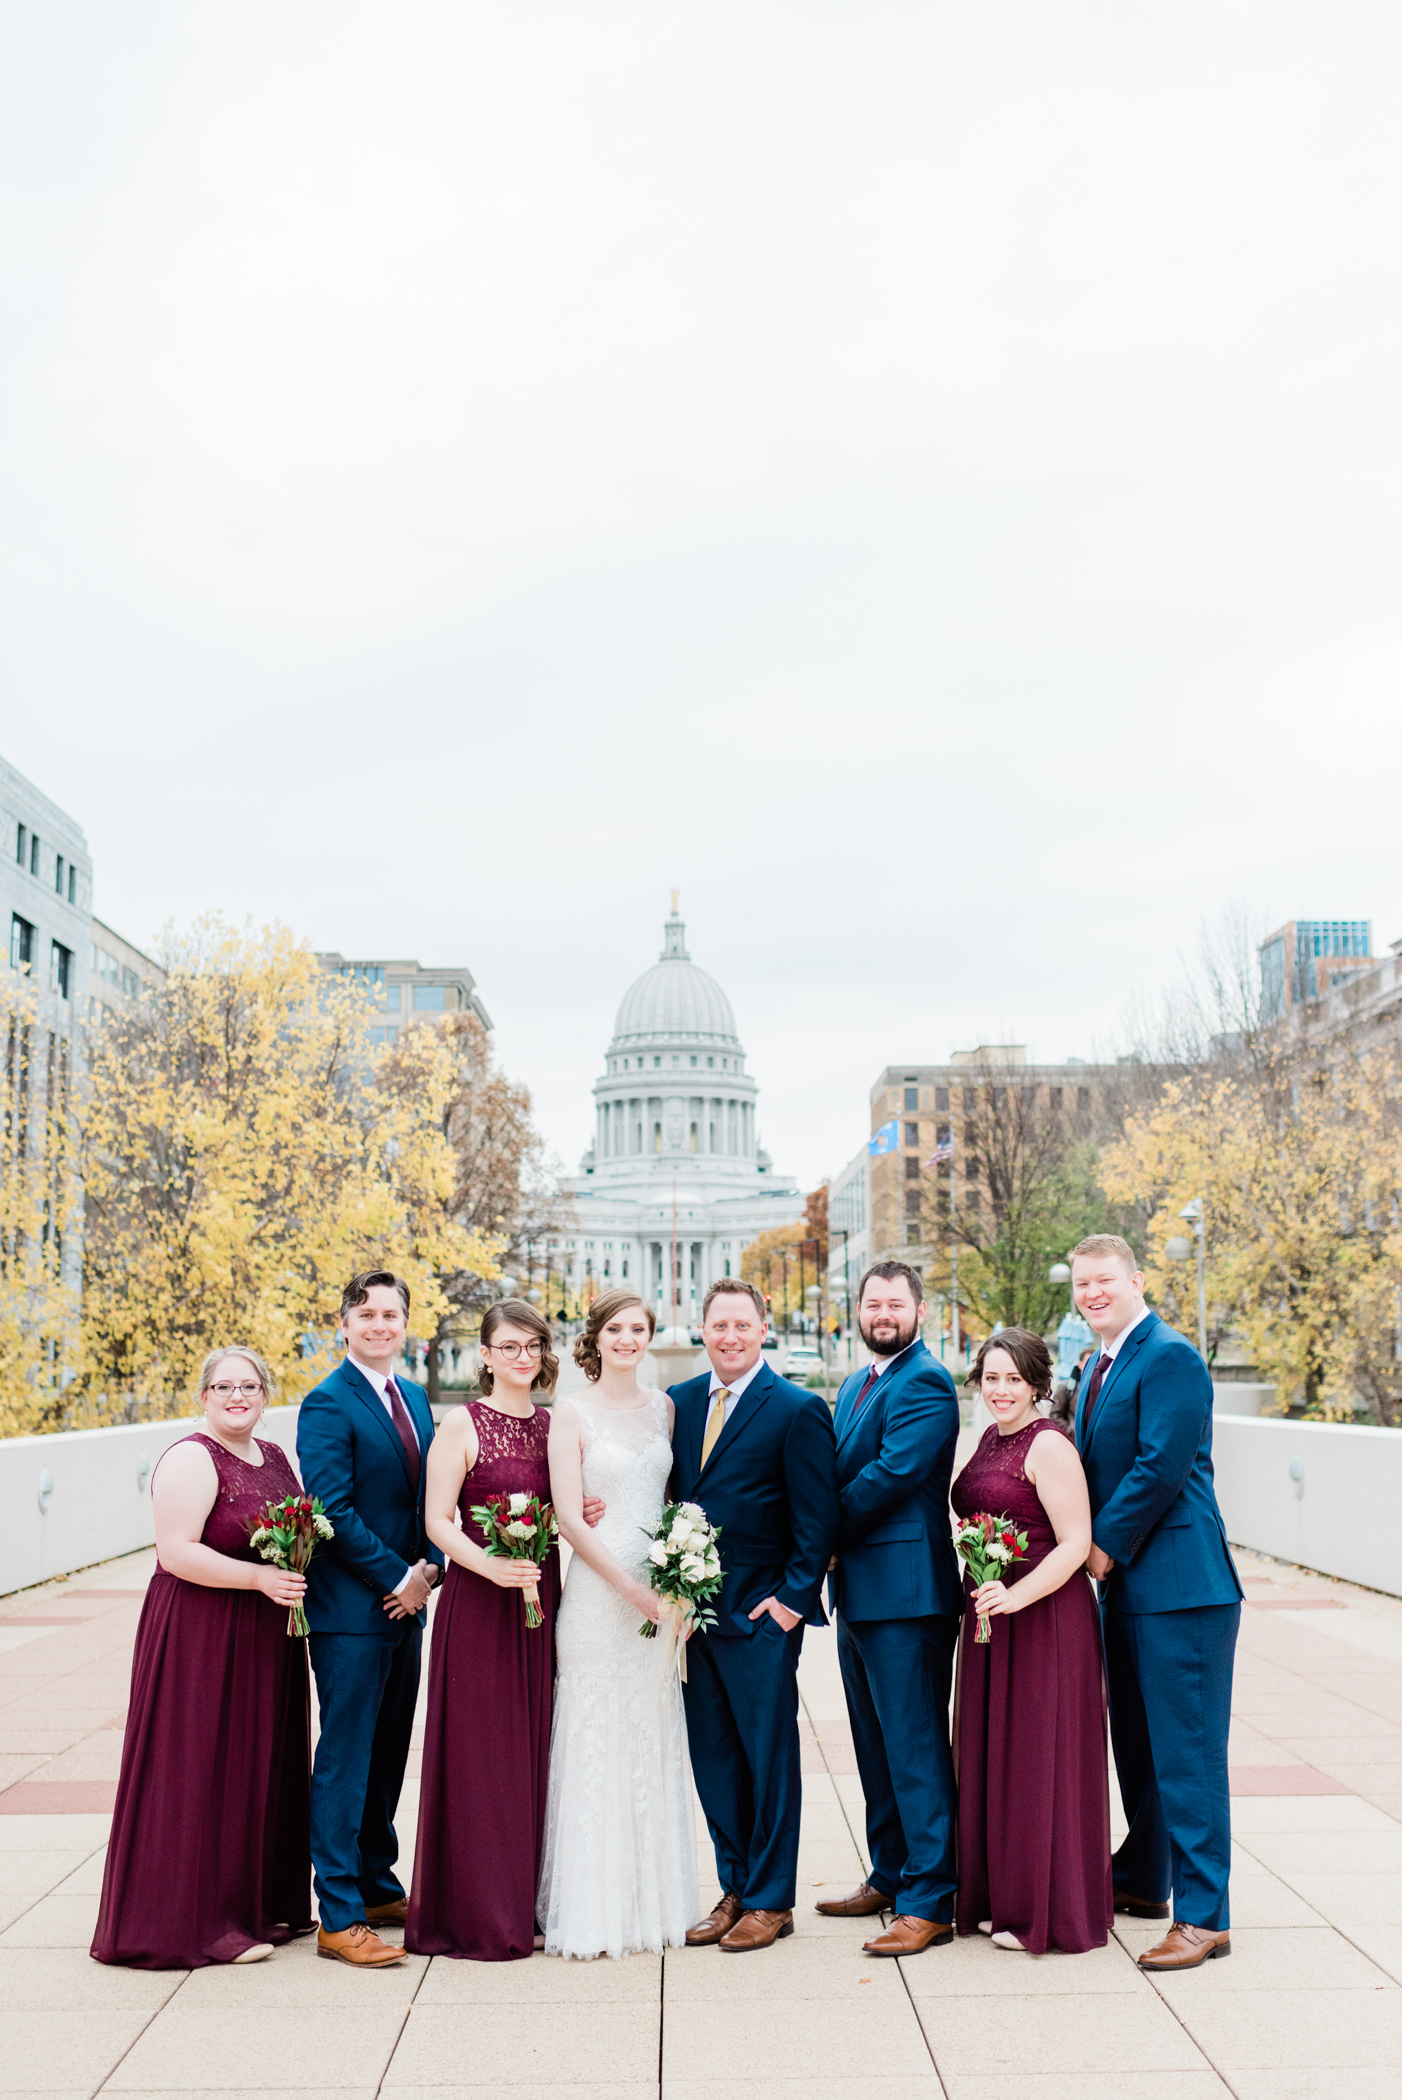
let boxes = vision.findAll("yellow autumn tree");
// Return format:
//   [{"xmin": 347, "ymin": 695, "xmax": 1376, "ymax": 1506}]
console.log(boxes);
[
  {"xmin": 0, "ymin": 971, "xmax": 83, "ymax": 1434},
  {"xmin": 1099, "ymin": 1048, "xmax": 1402, "ymax": 1423},
  {"xmin": 77, "ymin": 918, "xmax": 498, "ymax": 1418}
]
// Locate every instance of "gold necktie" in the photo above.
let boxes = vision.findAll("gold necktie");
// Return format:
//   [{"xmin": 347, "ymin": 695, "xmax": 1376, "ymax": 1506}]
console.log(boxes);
[{"xmin": 700, "ymin": 1387, "xmax": 731, "ymax": 1468}]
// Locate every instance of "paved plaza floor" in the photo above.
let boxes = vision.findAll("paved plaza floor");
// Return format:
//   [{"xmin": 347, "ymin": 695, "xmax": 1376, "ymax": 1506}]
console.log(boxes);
[{"xmin": 5, "ymin": 1543, "xmax": 1402, "ymax": 2100}]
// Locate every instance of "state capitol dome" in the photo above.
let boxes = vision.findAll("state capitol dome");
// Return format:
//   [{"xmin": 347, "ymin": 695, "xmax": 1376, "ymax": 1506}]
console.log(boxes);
[{"xmin": 609, "ymin": 905, "xmax": 741, "ymax": 1054}]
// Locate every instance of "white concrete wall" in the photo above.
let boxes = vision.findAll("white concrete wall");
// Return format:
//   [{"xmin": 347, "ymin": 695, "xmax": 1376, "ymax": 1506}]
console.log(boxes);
[
  {"xmin": 0, "ymin": 1407, "xmax": 302, "ymax": 1597},
  {"xmin": 1213, "ymin": 1414, "xmax": 1402, "ymax": 1595}
]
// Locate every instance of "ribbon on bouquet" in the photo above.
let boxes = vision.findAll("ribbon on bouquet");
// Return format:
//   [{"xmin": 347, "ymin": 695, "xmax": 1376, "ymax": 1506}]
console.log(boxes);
[
  {"xmin": 655, "ymin": 1592, "xmax": 693, "ymax": 1687},
  {"xmin": 654, "ymin": 1594, "xmax": 695, "ymax": 1761}
]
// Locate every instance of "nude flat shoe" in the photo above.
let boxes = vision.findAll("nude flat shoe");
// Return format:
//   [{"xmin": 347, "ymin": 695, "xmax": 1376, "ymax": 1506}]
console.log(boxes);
[
  {"xmin": 977, "ymin": 1920, "xmax": 993, "ymax": 1936},
  {"xmin": 991, "ymin": 1929, "xmax": 1025, "ymax": 1951},
  {"xmin": 232, "ymin": 1942, "xmax": 275, "ymax": 1964}
]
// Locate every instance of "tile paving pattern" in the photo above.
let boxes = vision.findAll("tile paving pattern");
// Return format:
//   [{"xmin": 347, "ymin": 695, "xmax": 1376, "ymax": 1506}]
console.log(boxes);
[{"xmin": 3, "ymin": 1544, "xmax": 1402, "ymax": 2097}]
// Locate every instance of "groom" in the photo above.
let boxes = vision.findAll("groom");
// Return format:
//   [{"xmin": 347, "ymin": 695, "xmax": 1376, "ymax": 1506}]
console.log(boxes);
[
  {"xmin": 298, "ymin": 1271, "xmax": 442, "ymax": 1969},
  {"xmin": 670, "ymin": 1279, "xmax": 838, "ymax": 1952},
  {"xmin": 1072, "ymin": 1234, "xmax": 1243, "ymax": 1972}
]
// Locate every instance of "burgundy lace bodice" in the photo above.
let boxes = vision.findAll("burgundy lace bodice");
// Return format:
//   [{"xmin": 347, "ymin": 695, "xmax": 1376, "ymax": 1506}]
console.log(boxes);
[
  {"xmin": 951, "ymin": 1419, "xmax": 1069, "ymax": 1571},
  {"xmin": 461, "ymin": 1401, "xmax": 553, "ymax": 1546},
  {"xmin": 156, "ymin": 1432, "xmax": 301, "ymax": 1567}
]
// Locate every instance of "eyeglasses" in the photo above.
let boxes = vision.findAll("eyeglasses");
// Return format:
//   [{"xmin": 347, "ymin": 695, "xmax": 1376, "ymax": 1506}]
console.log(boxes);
[
  {"xmin": 485, "ymin": 1340, "xmax": 545, "ymax": 1360},
  {"xmin": 207, "ymin": 1381, "xmax": 264, "ymax": 1398}
]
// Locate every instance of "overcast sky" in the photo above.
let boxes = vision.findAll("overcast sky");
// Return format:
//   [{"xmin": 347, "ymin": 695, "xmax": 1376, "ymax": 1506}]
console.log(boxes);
[{"xmin": 3, "ymin": 3, "xmax": 1400, "ymax": 1189}]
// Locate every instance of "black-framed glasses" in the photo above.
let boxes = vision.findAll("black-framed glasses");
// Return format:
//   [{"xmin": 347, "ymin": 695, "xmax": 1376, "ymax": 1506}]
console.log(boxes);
[
  {"xmin": 207, "ymin": 1380, "xmax": 263, "ymax": 1398},
  {"xmin": 486, "ymin": 1340, "xmax": 545, "ymax": 1361}
]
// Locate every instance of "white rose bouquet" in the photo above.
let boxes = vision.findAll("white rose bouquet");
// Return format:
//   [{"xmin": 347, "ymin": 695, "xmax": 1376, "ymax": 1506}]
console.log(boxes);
[{"xmin": 639, "ymin": 1501, "xmax": 724, "ymax": 1673}]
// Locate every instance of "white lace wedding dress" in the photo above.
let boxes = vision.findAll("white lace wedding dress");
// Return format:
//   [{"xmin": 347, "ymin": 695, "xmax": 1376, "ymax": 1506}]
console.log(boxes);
[{"xmin": 537, "ymin": 1389, "xmax": 698, "ymax": 1959}]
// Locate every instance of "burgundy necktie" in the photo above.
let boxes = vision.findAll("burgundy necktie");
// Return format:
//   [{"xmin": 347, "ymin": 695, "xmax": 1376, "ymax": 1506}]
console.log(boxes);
[
  {"xmin": 852, "ymin": 1366, "xmax": 880, "ymax": 1416},
  {"xmin": 385, "ymin": 1377, "xmax": 422, "ymax": 1495},
  {"xmin": 1080, "ymin": 1353, "xmax": 1113, "ymax": 1430}
]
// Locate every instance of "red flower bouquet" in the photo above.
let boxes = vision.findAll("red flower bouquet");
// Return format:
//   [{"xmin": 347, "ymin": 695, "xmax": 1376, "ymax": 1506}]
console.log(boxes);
[
  {"xmin": 953, "ymin": 1510, "xmax": 1029, "ymax": 1644},
  {"xmin": 248, "ymin": 1493, "xmax": 334, "ymax": 1637},
  {"xmin": 469, "ymin": 1490, "xmax": 558, "ymax": 1628}
]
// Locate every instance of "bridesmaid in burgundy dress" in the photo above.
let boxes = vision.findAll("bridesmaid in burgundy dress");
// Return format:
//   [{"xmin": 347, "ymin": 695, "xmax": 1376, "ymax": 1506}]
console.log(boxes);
[
  {"xmin": 92, "ymin": 1349, "xmax": 313, "ymax": 1968},
  {"xmin": 951, "ymin": 1327, "xmax": 1112, "ymax": 1955},
  {"xmin": 407, "ymin": 1300, "xmax": 562, "ymax": 1960}
]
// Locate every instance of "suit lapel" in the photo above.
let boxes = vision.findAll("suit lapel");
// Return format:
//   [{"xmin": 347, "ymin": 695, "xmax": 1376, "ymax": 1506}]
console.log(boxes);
[
  {"xmin": 341, "ymin": 1358, "xmax": 415, "ymax": 1490},
  {"xmin": 700, "ymin": 1362, "xmax": 773, "ymax": 1478},
  {"xmin": 1083, "ymin": 1314, "xmax": 1156, "ymax": 1449},
  {"xmin": 833, "ymin": 1370, "xmax": 862, "ymax": 1447}
]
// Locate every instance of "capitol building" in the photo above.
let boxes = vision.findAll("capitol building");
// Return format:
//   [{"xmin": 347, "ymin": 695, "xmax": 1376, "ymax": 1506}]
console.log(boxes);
[{"xmin": 554, "ymin": 902, "xmax": 805, "ymax": 1323}]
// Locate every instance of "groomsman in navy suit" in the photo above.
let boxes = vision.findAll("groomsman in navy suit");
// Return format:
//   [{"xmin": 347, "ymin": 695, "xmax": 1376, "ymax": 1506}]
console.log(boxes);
[
  {"xmin": 1072, "ymin": 1234, "xmax": 1244, "ymax": 1972},
  {"xmin": 821, "ymin": 1261, "xmax": 963, "ymax": 1956},
  {"xmin": 670, "ymin": 1279, "xmax": 838, "ymax": 1952},
  {"xmin": 297, "ymin": 1272, "xmax": 442, "ymax": 1969}
]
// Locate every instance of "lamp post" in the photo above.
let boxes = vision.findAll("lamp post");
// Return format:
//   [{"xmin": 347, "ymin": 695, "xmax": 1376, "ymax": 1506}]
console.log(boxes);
[{"xmin": 1167, "ymin": 1199, "xmax": 1208, "ymax": 1362}]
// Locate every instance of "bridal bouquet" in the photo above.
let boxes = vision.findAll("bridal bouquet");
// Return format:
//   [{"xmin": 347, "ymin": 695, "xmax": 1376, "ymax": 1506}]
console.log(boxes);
[
  {"xmin": 470, "ymin": 1491, "xmax": 558, "ymax": 1628},
  {"xmin": 247, "ymin": 1492, "xmax": 334, "ymax": 1637},
  {"xmin": 640, "ymin": 1502, "xmax": 723, "ymax": 1687},
  {"xmin": 954, "ymin": 1511, "xmax": 1029, "ymax": 1645}
]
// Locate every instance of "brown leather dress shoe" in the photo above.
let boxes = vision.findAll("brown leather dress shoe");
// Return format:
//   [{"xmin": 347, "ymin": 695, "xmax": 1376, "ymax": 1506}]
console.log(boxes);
[
  {"xmin": 718, "ymin": 1907, "xmax": 794, "ymax": 1951},
  {"xmin": 862, "ymin": 1915, "xmax": 953, "ymax": 1957},
  {"xmin": 1137, "ymin": 1923, "xmax": 1231, "ymax": 1971},
  {"xmin": 1113, "ymin": 1884, "xmax": 1171, "ymax": 1920},
  {"xmin": 814, "ymin": 1879, "xmax": 889, "ymax": 1917},
  {"xmin": 364, "ymin": 1897, "xmax": 408, "ymax": 1926},
  {"xmin": 685, "ymin": 1893, "xmax": 744, "ymax": 1946},
  {"xmin": 316, "ymin": 1922, "xmax": 408, "ymax": 1967}
]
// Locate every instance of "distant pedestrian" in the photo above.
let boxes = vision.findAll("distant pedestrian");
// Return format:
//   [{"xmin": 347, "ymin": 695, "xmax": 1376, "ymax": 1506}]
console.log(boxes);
[
  {"xmin": 92, "ymin": 1349, "xmax": 313, "ymax": 1969},
  {"xmin": 1049, "ymin": 1346, "xmax": 1095, "ymax": 1429}
]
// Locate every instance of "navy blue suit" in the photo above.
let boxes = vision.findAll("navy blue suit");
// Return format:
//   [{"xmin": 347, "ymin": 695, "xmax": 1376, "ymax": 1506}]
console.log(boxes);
[
  {"xmin": 828, "ymin": 1341, "xmax": 962, "ymax": 1921},
  {"xmin": 669, "ymin": 1360, "xmax": 838, "ymax": 1914},
  {"xmin": 296, "ymin": 1357, "xmax": 442, "ymax": 1932},
  {"xmin": 1077, "ymin": 1310, "xmax": 1243, "ymax": 1930}
]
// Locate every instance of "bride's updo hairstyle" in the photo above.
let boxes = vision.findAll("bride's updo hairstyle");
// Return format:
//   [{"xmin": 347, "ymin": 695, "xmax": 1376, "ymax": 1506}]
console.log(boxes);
[
  {"xmin": 574, "ymin": 1289, "xmax": 657, "ymax": 1383},
  {"xmin": 477, "ymin": 1299, "xmax": 558, "ymax": 1396},
  {"xmin": 967, "ymin": 1326, "xmax": 1054, "ymax": 1401}
]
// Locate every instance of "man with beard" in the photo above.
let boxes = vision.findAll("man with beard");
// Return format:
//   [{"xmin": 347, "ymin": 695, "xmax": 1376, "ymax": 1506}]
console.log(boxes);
[{"xmin": 819, "ymin": 1261, "xmax": 963, "ymax": 1955}]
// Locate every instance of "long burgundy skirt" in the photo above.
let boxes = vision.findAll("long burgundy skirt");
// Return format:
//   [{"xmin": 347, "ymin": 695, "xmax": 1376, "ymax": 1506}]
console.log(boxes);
[
  {"xmin": 91, "ymin": 1571, "xmax": 312, "ymax": 1967},
  {"xmin": 406, "ymin": 1552, "xmax": 560, "ymax": 1961},
  {"xmin": 953, "ymin": 1566, "xmax": 1113, "ymax": 1954}
]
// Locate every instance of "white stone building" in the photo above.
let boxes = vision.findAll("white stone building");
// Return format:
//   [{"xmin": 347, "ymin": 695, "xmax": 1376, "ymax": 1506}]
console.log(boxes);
[{"xmin": 544, "ymin": 905, "xmax": 805, "ymax": 1323}]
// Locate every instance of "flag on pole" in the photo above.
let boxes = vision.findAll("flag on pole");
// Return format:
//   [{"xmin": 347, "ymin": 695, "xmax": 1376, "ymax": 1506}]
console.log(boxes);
[
  {"xmin": 926, "ymin": 1134, "xmax": 954, "ymax": 1166},
  {"xmin": 868, "ymin": 1118, "xmax": 899, "ymax": 1156}
]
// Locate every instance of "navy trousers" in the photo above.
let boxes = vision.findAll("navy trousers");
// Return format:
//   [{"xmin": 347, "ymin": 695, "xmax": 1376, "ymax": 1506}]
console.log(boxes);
[
  {"xmin": 1103, "ymin": 1600, "xmax": 1240, "ymax": 1931},
  {"xmin": 683, "ymin": 1617, "xmax": 804, "ymax": 1913},
  {"xmin": 836, "ymin": 1611, "xmax": 959, "ymax": 1923},
  {"xmin": 308, "ymin": 1627, "xmax": 421, "ymax": 1933}
]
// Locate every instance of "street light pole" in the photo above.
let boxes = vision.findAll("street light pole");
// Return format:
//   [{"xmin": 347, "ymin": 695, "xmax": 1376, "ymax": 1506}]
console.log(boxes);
[{"xmin": 1167, "ymin": 1200, "xmax": 1208, "ymax": 1363}]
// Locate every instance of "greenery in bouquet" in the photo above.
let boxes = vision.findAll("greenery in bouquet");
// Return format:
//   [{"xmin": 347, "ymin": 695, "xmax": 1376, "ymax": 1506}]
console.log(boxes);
[
  {"xmin": 470, "ymin": 1490, "xmax": 559, "ymax": 1628},
  {"xmin": 248, "ymin": 1492, "xmax": 334, "ymax": 1637},
  {"xmin": 640, "ymin": 1500, "xmax": 723, "ymax": 1638},
  {"xmin": 953, "ymin": 1510, "xmax": 1029, "ymax": 1644}
]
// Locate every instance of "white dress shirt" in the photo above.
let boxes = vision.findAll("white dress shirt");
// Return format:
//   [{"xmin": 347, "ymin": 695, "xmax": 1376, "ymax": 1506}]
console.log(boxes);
[
  {"xmin": 707, "ymin": 1356, "xmax": 764, "ymax": 1424},
  {"xmin": 1098, "ymin": 1306, "xmax": 1151, "ymax": 1365},
  {"xmin": 347, "ymin": 1352, "xmax": 422, "ymax": 1595}
]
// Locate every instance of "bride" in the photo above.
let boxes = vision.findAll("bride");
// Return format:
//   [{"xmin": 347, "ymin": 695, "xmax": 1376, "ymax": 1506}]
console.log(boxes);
[{"xmin": 539, "ymin": 1288, "xmax": 698, "ymax": 1959}]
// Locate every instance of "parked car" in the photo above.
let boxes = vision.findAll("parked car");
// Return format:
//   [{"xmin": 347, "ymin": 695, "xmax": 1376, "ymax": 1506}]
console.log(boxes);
[{"xmin": 782, "ymin": 1345, "xmax": 824, "ymax": 1381}]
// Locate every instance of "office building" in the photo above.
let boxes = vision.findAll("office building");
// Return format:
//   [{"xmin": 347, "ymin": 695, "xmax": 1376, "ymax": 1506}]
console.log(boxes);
[
  {"xmin": 316, "ymin": 953, "xmax": 494, "ymax": 1044},
  {"xmin": 2, "ymin": 755, "xmax": 93, "ymax": 1045},
  {"xmin": 1259, "ymin": 920, "xmax": 1373, "ymax": 1021}
]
